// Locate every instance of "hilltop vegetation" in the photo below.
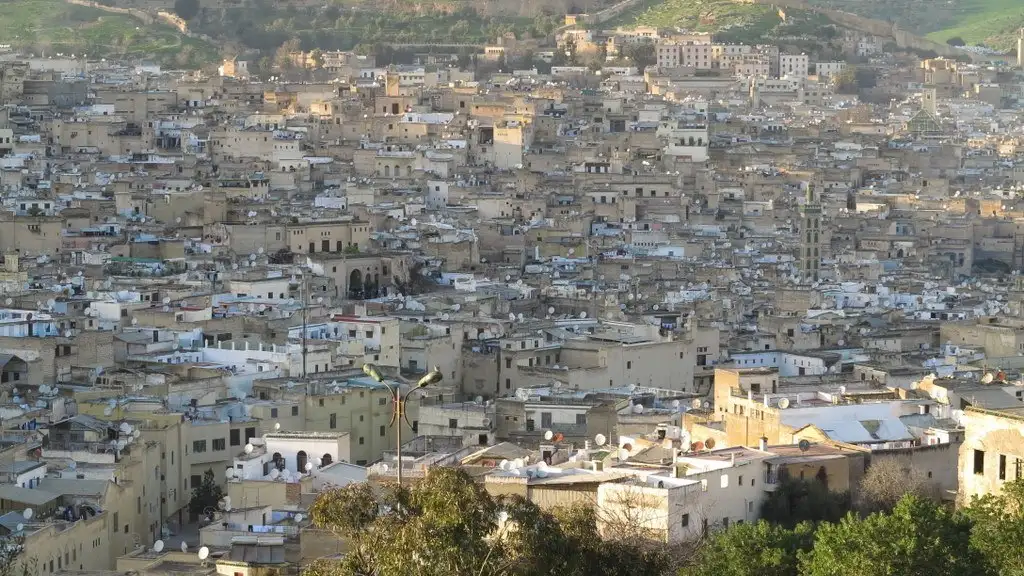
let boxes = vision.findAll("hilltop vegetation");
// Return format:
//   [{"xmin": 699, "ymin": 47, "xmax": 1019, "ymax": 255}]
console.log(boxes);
[
  {"xmin": 0, "ymin": 0, "xmax": 216, "ymax": 67},
  {"xmin": 184, "ymin": 0, "xmax": 563, "ymax": 55},
  {"xmin": 603, "ymin": 0, "xmax": 835, "ymax": 45},
  {"xmin": 806, "ymin": 0, "xmax": 1024, "ymax": 50}
]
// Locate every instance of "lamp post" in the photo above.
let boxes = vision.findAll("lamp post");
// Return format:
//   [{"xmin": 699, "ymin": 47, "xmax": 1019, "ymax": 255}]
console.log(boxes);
[{"xmin": 362, "ymin": 363, "xmax": 443, "ymax": 486}]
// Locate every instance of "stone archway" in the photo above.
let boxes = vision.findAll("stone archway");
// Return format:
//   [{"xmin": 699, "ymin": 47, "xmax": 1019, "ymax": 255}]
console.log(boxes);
[{"xmin": 349, "ymin": 269, "xmax": 363, "ymax": 299}]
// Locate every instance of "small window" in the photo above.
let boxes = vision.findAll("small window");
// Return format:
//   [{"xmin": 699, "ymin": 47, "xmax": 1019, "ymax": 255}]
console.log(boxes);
[
  {"xmin": 974, "ymin": 449, "xmax": 985, "ymax": 475},
  {"xmin": 681, "ymin": 513, "xmax": 689, "ymax": 527},
  {"xmin": 999, "ymin": 454, "xmax": 1007, "ymax": 480},
  {"xmin": 292, "ymin": 406, "xmax": 299, "ymax": 416},
  {"xmin": 270, "ymin": 408, "xmax": 278, "ymax": 418}
]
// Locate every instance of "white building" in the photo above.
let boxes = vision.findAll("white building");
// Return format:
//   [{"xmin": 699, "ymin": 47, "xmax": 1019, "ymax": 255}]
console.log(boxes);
[{"xmin": 779, "ymin": 54, "xmax": 809, "ymax": 78}]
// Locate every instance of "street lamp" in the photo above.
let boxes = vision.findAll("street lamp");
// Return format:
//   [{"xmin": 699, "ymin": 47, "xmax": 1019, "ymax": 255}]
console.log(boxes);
[{"xmin": 362, "ymin": 363, "xmax": 443, "ymax": 485}]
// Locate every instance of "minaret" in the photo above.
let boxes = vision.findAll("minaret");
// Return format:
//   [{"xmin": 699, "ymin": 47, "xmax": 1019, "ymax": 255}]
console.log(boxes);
[
  {"xmin": 799, "ymin": 182, "xmax": 822, "ymax": 281},
  {"xmin": 1018, "ymin": 29, "xmax": 1024, "ymax": 68}
]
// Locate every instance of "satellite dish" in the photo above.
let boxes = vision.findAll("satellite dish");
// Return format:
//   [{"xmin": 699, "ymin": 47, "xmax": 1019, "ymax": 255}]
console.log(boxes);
[
  {"xmin": 579, "ymin": 311, "xmax": 587, "ymax": 319},
  {"xmin": 304, "ymin": 462, "xmax": 313, "ymax": 472},
  {"xmin": 632, "ymin": 403, "xmax": 644, "ymax": 414},
  {"xmin": 294, "ymin": 513, "xmax": 305, "ymax": 522},
  {"xmin": 671, "ymin": 399, "xmax": 681, "ymax": 410},
  {"xmin": 778, "ymin": 397, "xmax": 791, "ymax": 409},
  {"xmin": 544, "ymin": 430, "xmax": 554, "ymax": 441},
  {"xmin": 705, "ymin": 438, "xmax": 716, "ymax": 450},
  {"xmin": 618, "ymin": 448, "xmax": 629, "ymax": 461},
  {"xmin": 153, "ymin": 540, "xmax": 164, "ymax": 553},
  {"xmin": 838, "ymin": 385, "xmax": 847, "ymax": 395},
  {"xmin": 798, "ymin": 439, "xmax": 811, "ymax": 452},
  {"xmin": 269, "ymin": 469, "xmax": 280, "ymax": 479},
  {"xmin": 198, "ymin": 546, "xmax": 210, "ymax": 560},
  {"xmin": 274, "ymin": 422, "xmax": 281, "ymax": 431},
  {"xmin": 594, "ymin": 433, "xmax": 607, "ymax": 447},
  {"xmin": 691, "ymin": 398, "xmax": 702, "ymax": 410},
  {"xmin": 244, "ymin": 443, "xmax": 254, "ymax": 454},
  {"xmin": 548, "ymin": 307, "xmax": 555, "ymax": 314},
  {"xmin": 22, "ymin": 508, "xmax": 32, "ymax": 520},
  {"xmin": 225, "ymin": 468, "xmax": 235, "ymax": 480},
  {"xmin": 981, "ymin": 372, "xmax": 995, "ymax": 384},
  {"xmin": 180, "ymin": 542, "xmax": 188, "ymax": 553},
  {"xmin": 15, "ymin": 523, "xmax": 23, "ymax": 532}
]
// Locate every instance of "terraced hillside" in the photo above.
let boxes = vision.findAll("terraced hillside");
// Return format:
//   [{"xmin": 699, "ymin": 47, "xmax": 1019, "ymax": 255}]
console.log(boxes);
[
  {"xmin": 0, "ymin": 0, "xmax": 216, "ymax": 66},
  {"xmin": 805, "ymin": 0, "xmax": 1024, "ymax": 50}
]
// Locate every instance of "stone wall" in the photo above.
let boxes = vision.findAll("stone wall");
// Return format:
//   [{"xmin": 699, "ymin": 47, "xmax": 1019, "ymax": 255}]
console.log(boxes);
[{"xmin": 749, "ymin": 0, "xmax": 973, "ymax": 60}]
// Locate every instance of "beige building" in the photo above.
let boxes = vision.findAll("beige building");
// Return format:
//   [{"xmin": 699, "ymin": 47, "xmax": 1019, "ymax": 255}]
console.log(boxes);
[{"xmin": 959, "ymin": 407, "xmax": 1024, "ymax": 502}]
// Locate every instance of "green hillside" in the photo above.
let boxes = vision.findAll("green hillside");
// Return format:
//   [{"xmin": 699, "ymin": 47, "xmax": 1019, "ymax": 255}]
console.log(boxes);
[
  {"xmin": 602, "ymin": 0, "xmax": 834, "ymax": 45},
  {"xmin": 806, "ymin": 0, "xmax": 1024, "ymax": 51},
  {"xmin": 0, "ymin": 0, "xmax": 217, "ymax": 67}
]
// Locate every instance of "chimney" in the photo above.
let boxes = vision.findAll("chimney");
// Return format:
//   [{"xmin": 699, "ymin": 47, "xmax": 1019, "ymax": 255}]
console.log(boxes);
[{"xmin": 759, "ymin": 436, "xmax": 768, "ymax": 451}]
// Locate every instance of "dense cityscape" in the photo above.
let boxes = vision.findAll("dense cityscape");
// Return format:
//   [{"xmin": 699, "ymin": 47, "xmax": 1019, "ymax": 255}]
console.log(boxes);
[{"xmin": 0, "ymin": 0, "xmax": 1023, "ymax": 574}]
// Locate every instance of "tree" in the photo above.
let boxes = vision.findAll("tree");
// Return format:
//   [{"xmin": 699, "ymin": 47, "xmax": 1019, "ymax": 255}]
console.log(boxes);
[
  {"xmin": 855, "ymin": 458, "xmax": 937, "ymax": 515},
  {"xmin": 965, "ymin": 478, "xmax": 1024, "ymax": 575},
  {"xmin": 946, "ymin": 36, "xmax": 966, "ymax": 46},
  {"xmin": 275, "ymin": 38, "xmax": 301, "ymax": 70},
  {"xmin": 305, "ymin": 468, "xmax": 669, "ymax": 576},
  {"xmin": 0, "ymin": 536, "xmax": 35, "ymax": 576},
  {"xmin": 760, "ymin": 477, "xmax": 850, "ymax": 529},
  {"xmin": 683, "ymin": 520, "xmax": 814, "ymax": 576},
  {"xmin": 188, "ymin": 468, "xmax": 224, "ymax": 517},
  {"xmin": 800, "ymin": 495, "xmax": 987, "ymax": 576},
  {"xmin": 173, "ymin": 0, "xmax": 200, "ymax": 21},
  {"xmin": 622, "ymin": 42, "xmax": 655, "ymax": 72}
]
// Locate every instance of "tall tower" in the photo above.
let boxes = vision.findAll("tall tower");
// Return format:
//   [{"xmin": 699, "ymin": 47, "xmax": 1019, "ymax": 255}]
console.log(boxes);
[
  {"xmin": 798, "ymin": 182, "xmax": 822, "ymax": 282},
  {"xmin": 1018, "ymin": 28, "xmax": 1024, "ymax": 68}
]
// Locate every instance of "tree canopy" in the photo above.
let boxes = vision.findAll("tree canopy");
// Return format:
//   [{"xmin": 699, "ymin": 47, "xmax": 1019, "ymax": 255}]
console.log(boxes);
[
  {"xmin": 173, "ymin": 0, "xmax": 200, "ymax": 21},
  {"xmin": 759, "ymin": 477, "xmax": 850, "ymax": 529},
  {"xmin": 188, "ymin": 468, "xmax": 224, "ymax": 517},
  {"xmin": 304, "ymin": 468, "xmax": 673, "ymax": 576},
  {"xmin": 683, "ymin": 520, "xmax": 815, "ymax": 576},
  {"xmin": 302, "ymin": 474, "xmax": 1024, "ymax": 576},
  {"xmin": 801, "ymin": 495, "xmax": 985, "ymax": 576}
]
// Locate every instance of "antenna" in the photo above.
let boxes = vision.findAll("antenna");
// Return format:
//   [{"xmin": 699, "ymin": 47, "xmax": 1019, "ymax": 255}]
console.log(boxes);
[
  {"xmin": 594, "ymin": 433, "xmax": 607, "ymax": 447},
  {"xmin": 798, "ymin": 439, "xmax": 811, "ymax": 452},
  {"xmin": 544, "ymin": 430, "xmax": 553, "ymax": 441},
  {"xmin": 777, "ymin": 397, "xmax": 791, "ymax": 409},
  {"xmin": 705, "ymin": 438, "xmax": 716, "ymax": 449},
  {"xmin": 153, "ymin": 540, "xmax": 164, "ymax": 553}
]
